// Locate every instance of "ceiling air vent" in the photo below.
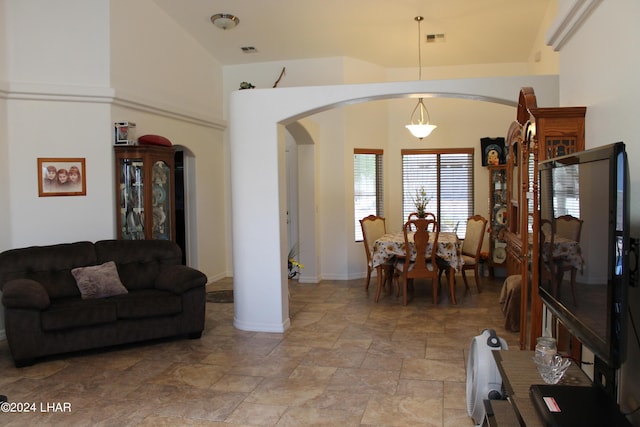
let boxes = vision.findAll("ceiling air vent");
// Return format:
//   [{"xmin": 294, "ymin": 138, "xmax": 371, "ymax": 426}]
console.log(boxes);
[
  {"xmin": 241, "ymin": 46, "xmax": 258, "ymax": 53},
  {"xmin": 426, "ymin": 34, "xmax": 446, "ymax": 43}
]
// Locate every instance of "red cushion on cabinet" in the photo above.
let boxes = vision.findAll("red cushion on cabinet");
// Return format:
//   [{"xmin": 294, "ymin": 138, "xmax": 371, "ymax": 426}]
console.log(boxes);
[{"xmin": 138, "ymin": 134, "xmax": 172, "ymax": 147}]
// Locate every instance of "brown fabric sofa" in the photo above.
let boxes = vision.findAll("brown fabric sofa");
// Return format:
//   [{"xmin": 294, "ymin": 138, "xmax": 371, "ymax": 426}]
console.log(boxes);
[{"xmin": 0, "ymin": 239, "xmax": 207, "ymax": 367}]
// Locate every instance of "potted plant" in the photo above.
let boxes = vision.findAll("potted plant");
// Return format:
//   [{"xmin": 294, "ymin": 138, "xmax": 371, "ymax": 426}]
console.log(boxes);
[
  {"xmin": 413, "ymin": 186, "xmax": 432, "ymax": 218},
  {"xmin": 288, "ymin": 244, "xmax": 304, "ymax": 280}
]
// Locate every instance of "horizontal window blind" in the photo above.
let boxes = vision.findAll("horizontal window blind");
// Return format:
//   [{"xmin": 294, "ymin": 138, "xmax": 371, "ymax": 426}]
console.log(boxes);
[
  {"xmin": 549, "ymin": 162, "xmax": 580, "ymax": 219},
  {"xmin": 402, "ymin": 149, "xmax": 473, "ymax": 238},
  {"xmin": 354, "ymin": 149, "xmax": 383, "ymax": 241}
]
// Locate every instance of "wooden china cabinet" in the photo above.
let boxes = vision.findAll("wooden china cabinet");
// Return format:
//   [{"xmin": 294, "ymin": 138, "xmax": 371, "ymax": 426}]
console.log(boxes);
[
  {"xmin": 114, "ymin": 144, "xmax": 176, "ymax": 241},
  {"xmin": 503, "ymin": 87, "xmax": 586, "ymax": 350}
]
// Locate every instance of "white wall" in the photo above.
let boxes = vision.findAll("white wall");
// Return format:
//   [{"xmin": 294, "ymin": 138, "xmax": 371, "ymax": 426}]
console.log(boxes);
[
  {"xmin": 223, "ymin": 52, "xmax": 560, "ymax": 283},
  {"xmin": 554, "ymin": 0, "xmax": 640, "ymax": 422},
  {"xmin": 110, "ymin": 0, "xmax": 227, "ymax": 279},
  {"xmin": 111, "ymin": 0, "xmax": 223, "ymax": 120},
  {"xmin": 0, "ymin": 0, "xmax": 563, "ymax": 340},
  {"xmin": 0, "ymin": 0, "xmax": 10, "ymax": 252},
  {"xmin": 0, "ymin": 0, "xmax": 227, "ymax": 339},
  {"xmin": 3, "ymin": 0, "xmax": 112, "ymax": 248},
  {"xmin": 229, "ymin": 76, "xmax": 559, "ymax": 333}
]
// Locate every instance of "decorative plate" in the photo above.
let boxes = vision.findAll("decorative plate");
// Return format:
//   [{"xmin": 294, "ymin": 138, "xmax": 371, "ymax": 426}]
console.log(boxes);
[
  {"xmin": 153, "ymin": 186, "xmax": 166, "ymax": 204},
  {"xmin": 496, "ymin": 207, "xmax": 507, "ymax": 225}
]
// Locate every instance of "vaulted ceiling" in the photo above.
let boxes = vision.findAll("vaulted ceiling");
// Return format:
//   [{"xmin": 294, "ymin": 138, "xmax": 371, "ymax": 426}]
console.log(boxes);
[{"xmin": 153, "ymin": 0, "xmax": 553, "ymax": 68}]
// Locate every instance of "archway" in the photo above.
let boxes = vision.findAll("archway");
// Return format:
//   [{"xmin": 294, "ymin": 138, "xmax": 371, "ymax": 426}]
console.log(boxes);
[
  {"xmin": 173, "ymin": 145, "xmax": 198, "ymax": 268},
  {"xmin": 230, "ymin": 76, "xmax": 559, "ymax": 332}
]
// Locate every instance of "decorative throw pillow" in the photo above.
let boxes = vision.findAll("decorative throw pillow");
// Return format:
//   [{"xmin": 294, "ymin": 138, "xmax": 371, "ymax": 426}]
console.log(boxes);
[{"xmin": 71, "ymin": 261, "xmax": 128, "ymax": 299}]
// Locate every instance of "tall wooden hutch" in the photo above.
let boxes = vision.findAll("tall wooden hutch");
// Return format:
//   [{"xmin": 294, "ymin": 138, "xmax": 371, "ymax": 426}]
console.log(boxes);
[
  {"xmin": 114, "ymin": 144, "xmax": 176, "ymax": 241},
  {"xmin": 503, "ymin": 87, "xmax": 586, "ymax": 350}
]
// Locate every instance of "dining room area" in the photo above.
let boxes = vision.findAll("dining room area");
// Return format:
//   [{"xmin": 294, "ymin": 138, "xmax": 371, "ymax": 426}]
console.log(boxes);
[{"xmin": 360, "ymin": 210, "xmax": 488, "ymax": 309}]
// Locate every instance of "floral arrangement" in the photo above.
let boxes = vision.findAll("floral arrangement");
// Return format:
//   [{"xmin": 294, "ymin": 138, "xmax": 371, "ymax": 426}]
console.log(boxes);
[
  {"xmin": 288, "ymin": 258, "xmax": 304, "ymax": 279},
  {"xmin": 288, "ymin": 244, "xmax": 304, "ymax": 279},
  {"xmin": 413, "ymin": 186, "xmax": 432, "ymax": 218}
]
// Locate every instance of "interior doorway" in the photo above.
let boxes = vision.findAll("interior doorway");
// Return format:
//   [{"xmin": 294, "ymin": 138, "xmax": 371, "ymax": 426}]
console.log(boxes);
[{"xmin": 174, "ymin": 150, "xmax": 187, "ymax": 264}]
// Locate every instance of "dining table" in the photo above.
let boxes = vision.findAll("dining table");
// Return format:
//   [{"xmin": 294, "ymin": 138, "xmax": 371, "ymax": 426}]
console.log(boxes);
[{"xmin": 372, "ymin": 231, "xmax": 463, "ymax": 303}]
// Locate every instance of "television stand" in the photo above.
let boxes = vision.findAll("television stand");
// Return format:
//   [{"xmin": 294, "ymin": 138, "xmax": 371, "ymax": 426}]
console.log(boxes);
[{"xmin": 488, "ymin": 350, "xmax": 627, "ymax": 426}]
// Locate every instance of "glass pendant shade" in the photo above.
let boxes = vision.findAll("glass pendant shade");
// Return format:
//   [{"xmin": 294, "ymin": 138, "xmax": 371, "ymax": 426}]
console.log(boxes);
[
  {"xmin": 406, "ymin": 16, "xmax": 437, "ymax": 140},
  {"xmin": 405, "ymin": 98, "xmax": 437, "ymax": 139}
]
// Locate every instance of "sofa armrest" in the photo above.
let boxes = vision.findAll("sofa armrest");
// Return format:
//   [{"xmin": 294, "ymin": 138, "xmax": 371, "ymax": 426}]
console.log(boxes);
[
  {"xmin": 155, "ymin": 265, "xmax": 207, "ymax": 294},
  {"xmin": 1, "ymin": 279, "xmax": 51, "ymax": 310}
]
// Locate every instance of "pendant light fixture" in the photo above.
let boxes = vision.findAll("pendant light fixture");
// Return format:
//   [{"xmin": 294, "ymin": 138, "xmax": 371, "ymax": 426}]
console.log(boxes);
[{"xmin": 405, "ymin": 16, "xmax": 437, "ymax": 140}]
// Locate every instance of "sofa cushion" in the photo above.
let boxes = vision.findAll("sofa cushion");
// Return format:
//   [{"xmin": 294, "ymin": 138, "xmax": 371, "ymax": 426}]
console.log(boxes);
[
  {"xmin": 71, "ymin": 261, "xmax": 128, "ymax": 300},
  {"xmin": 94, "ymin": 240, "xmax": 181, "ymax": 290},
  {"xmin": 41, "ymin": 298, "xmax": 117, "ymax": 331},
  {"xmin": 1, "ymin": 279, "xmax": 50, "ymax": 309},
  {"xmin": 155, "ymin": 265, "xmax": 208, "ymax": 294},
  {"xmin": 0, "ymin": 241, "xmax": 96, "ymax": 299},
  {"xmin": 110, "ymin": 289, "xmax": 182, "ymax": 319}
]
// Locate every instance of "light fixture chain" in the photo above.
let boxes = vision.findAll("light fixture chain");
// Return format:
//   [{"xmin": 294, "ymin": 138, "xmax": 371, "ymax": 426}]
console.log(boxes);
[
  {"xmin": 417, "ymin": 17, "xmax": 422, "ymax": 81},
  {"xmin": 406, "ymin": 16, "xmax": 436, "ymax": 140}
]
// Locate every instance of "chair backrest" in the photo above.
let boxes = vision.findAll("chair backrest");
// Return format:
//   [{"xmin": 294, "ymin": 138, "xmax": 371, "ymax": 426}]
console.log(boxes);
[
  {"xmin": 360, "ymin": 215, "xmax": 387, "ymax": 262},
  {"xmin": 461, "ymin": 215, "xmax": 488, "ymax": 258},
  {"xmin": 540, "ymin": 219, "xmax": 554, "ymax": 261},
  {"xmin": 554, "ymin": 215, "xmax": 583, "ymax": 242},
  {"xmin": 402, "ymin": 218, "xmax": 439, "ymax": 278},
  {"xmin": 407, "ymin": 212, "xmax": 438, "ymax": 231}
]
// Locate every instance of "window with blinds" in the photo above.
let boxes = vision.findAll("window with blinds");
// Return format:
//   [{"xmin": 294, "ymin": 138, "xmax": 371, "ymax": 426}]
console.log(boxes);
[
  {"xmin": 401, "ymin": 149, "xmax": 473, "ymax": 238},
  {"xmin": 354, "ymin": 149, "xmax": 383, "ymax": 241}
]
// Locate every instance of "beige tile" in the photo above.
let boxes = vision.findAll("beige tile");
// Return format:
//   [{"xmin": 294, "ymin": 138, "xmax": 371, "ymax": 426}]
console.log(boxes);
[
  {"xmin": 360, "ymin": 352, "xmax": 404, "ymax": 372},
  {"xmin": 444, "ymin": 407, "xmax": 476, "ymax": 427},
  {"xmin": 326, "ymin": 367, "xmax": 400, "ymax": 395},
  {"xmin": 210, "ymin": 374, "xmax": 264, "ymax": 392},
  {"xmin": 361, "ymin": 395, "xmax": 443, "ymax": 427},
  {"xmin": 225, "ymin": 401, "xmax": 288, "ymax": 426},
  {"xmin": 244, "ymin": 377, "xmax": 327, "ymax": 406},
  {"xmin": 396, "ymin": 379, "xmax": 444, "ymax": 399},
  {"xmin": 0, "ymin": 276, "xmax": 518, "ymax": 426},
  {"xmin": 401, "ymin": 358, "xmax": 466, "ymax": 382},
  {"xmin": 300, "ymin": 347, "xmax": 367, "ymax": 369},
  {"xmin": 276, "ymin": 406, "xmax": 363, "ymax": 426},
  {"xmin": 150, "ymin": 363, "xmax": 227, "ymax": 389},
  {"xmin": 444, "ymin": 381, "xmax": 468, "ymax": 409}
]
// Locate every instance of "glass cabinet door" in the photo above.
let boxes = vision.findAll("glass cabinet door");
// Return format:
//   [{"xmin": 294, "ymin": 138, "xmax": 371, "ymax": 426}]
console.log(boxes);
[
  {"xmin": 489, "ymin": 165, "xmax": 507, "ymax": 265},
  {"xmin": 115, "ymin": 145, "xmax": 175, "ymax": 241},
  {"xmin": 119, "ymin": 158, "xmax": 145, "ymax": 240},
  {"xmin": 151, "ymin": 160, "xmax": 171, "ymax": 240}
]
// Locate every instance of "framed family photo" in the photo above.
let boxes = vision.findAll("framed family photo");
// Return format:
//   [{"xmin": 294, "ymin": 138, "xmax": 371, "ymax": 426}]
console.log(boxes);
[{"xmin": 38, "ymin": 157, "xmax": 86, "ymax": 197}]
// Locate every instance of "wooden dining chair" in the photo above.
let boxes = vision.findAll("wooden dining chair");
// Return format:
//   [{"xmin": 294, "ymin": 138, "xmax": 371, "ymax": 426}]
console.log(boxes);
[
  {"xmin": 540, "ymin": 218, "xmax": 560, "ymax": 294},
  {"xmin": 407, "ymin": 212, "xmax": 439, "ymax": 231},
  {"xmin": 393, "ymin": 217, "xmax": 440, "ymax": 305},
  {"xmin": 359, "ymin": 215, "xmax": 392, "ymax": 291},
  {"xmin": 551, "ymin": 215, "xmax": 584, "ymax": 304},
  {"xmin": 460, "ymin": 214, "xmax": 488, "ymax": 293},
  {"xmin": 554, "ymin": 214, "xmax": 583, "ymax": 242}
]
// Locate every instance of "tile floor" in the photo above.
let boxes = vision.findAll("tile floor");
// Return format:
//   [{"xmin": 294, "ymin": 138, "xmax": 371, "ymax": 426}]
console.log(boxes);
[{"xmin": 0, "ymin": 274, "xmax": 519, "ymax": 426}]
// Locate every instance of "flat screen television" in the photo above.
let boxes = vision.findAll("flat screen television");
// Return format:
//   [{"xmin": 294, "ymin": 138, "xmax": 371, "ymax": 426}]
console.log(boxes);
[{"xmin": 538, "ymin": 142, "xmax": 629, "ymax": 371}]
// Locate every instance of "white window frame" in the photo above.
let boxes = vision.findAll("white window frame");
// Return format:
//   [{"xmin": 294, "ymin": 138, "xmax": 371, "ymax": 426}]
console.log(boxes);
[
  {"xmin": 401, "ymin": 148, "xmax": 474, "ymax": 238},
  {"xmin": 354, "ymin": 149, "xmax": 384, "ymax": 241}
]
